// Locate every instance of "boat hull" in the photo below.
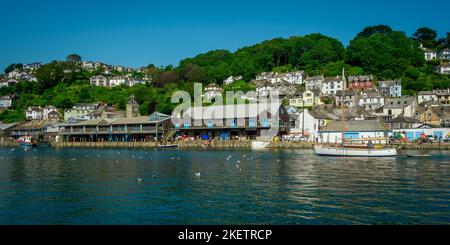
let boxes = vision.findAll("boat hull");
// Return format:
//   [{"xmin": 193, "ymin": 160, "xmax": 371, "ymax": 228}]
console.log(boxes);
[
  {"xmin": 314, "ymin": 145, "xmax": 397, "ymax": 157},
  {"xmin": 251, "ymin": 141, "xmax": 270, "ymax": 150}
]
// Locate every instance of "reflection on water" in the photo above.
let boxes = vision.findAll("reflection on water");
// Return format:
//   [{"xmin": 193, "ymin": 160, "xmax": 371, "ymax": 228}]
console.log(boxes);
[{"xmin": 0, "ymin": 147, "xmax": 449, "ymax": 224}]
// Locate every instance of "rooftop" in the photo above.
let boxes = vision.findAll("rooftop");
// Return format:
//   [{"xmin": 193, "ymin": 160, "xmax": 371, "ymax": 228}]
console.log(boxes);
[{"xmin": 319, "ymin": 120, "xmax": 390, "ymax": 132}]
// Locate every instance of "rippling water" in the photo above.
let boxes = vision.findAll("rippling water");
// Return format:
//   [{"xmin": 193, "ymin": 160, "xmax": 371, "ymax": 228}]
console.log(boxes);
[{"xmin": 0, "ymin": 147, "xmax": 449, "ymax": 224}]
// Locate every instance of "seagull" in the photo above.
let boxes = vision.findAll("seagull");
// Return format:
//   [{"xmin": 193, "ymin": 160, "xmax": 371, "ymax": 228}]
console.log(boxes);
[
  {"xmin": 236, "ymin": 164, "xmax": 240, "ymax": 168},
  {"xmin": 137, "ymin": 177, "xmax": 143, "ymax": 183},
  {"xmin": 195, "ymin": 172, "xmax": 201, "ymax": 177},
  {"xmin": 237, "ymin": 160, "xmax": 241, "ymax": 163}
]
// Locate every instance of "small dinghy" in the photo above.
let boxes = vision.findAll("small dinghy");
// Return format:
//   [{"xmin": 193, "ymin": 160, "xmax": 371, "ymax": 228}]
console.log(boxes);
[
  {"xmin": 407, "ymin": 154, "xmax": 431, "ymax": 157},
  {"xmin": 157, "ymin": 144, "xmax": 178, "ymax": 149}
]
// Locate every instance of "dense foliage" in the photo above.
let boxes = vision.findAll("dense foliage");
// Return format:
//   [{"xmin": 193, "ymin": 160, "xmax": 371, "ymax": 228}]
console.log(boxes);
[{"xmin": 0, "ymin": 25, "xmax": 449, "ymax": 123}]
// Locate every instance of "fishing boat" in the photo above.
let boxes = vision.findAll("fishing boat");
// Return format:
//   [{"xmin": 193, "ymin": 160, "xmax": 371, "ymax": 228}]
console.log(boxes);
[
  {"xmin": 314, "ymin": 68, "xmax": 397, "ymax": 157},
  {"xmin": 16, "ymin": 135, "xmax": 36, "ymax": 147}
]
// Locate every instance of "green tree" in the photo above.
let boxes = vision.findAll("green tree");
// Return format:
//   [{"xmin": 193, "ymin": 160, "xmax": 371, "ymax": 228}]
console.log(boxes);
[
  {"xmin": 346, "ymin": 29, "xmax": 424, "ymax": 79},
  {"xmin": 355, "ymin": 25, "xmax": 393, "ymax": 39},
  {"xmin": 412, "ymin": 27, "xmax": 438, "ymax": 48},
  {"xmin": 66, "ymin": 54, "xmax": 82, "ymax": 63}
]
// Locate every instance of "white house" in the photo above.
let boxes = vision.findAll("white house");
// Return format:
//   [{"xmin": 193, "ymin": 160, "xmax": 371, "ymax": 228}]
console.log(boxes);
[
  {"xmin": 358, "ymin": 91, "xmax": 385, "ymax": 111},
  {"xmin": 436, "ymin": 64, "xmax": 450, "ymax": 74},
  {"xmin": 280, "ymin": 71, "xmax": 305, "ymax": 85},
  {"xmin": 317, "ymin": 120, "xmax": 390, "ymax": 144},
  {"xmin": 417, "ymin": 91, "xmax": 438, "ymax": 104},
  {"xmin": 292, "ymin": 109, "xmax": 328, "ymax": 141},
  {"xmin": 379, "ymin": 80, "xmax": 402, "ymax": 97},
  {"xmin": 23, "ymin": 62, "xmax": 42, "ymax": 71},
  {"xmin": 204, "ymin": 83, "xmax": 223, "ymax": 101},
  {"xmin": 439, "ymin": 48, "xmax": 450, "ymax": 60},
  {"xmin": 423, "ymin": 48, "xmax": 437, "ymax": 61},
  {"xmin": 108, "ymin": 76, "xmax": 130, "ymax": 87},
  {"xmin": 43, "ymin": 106, "xmax": 59, "ymax": 120},
  {"xmin": 383, "ymin": 97, "xmax": 418, "ymax": 121},
  {"xmin": 321, "ymin": 76, "xmax": 344, "ymax": 95},
  {"xmin": 0, "ymin": 80, "xmax": 8, "ymax": 87},
  {"xmin": 255, "ymin": 80, "xmax": 273, "ymax": 98},
  {"xmin": 223, "ymin": 75, "xmax": 243, "ymax": 85},
  {"xmin": 255, "ymin": 71, "xmax": 305, "ymax": 85},
  {"xmin": 304, "ymin": 75, "xmax": 324, "ymax": 91},
  {"xmin": 90, "ymin": 75, "xmax": 109, "ymax": 86},
  {"xmin": 0, "ymin": 95, "xmax": 13, "ymax": 108},
  {"xmin": 26, "ymin": 106, "xmax": 43, "ymax": 120}
]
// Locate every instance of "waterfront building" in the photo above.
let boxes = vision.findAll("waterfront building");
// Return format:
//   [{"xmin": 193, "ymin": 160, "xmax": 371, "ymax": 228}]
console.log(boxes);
[
  {"xmin": 173, "ymin": 103, "xmax": 293, "ymax": 140},
  {"xmin": 393, "ymin": 127, "xmax": 450, "ymax": 141},
  {"xmin": 317, "ymin": 120, "xmax": 390, "ymax": 144},
  {"xmin": 387, "ymin": 115, "xmax": 421, "ymax": 130},
  {"xmin": 0, "ymin": 95, "xmax": 13, "ymax": 108},
  {"xmin": 59, "ymin": 97, "xmax": 171, "ymax": 143},
  {"xmin": 382, "ymin": 97, "xmax": 418, "ymax": 122},
  {"xmin": 304, "ymin": 75, "xmax": 324, "ymax": 91},
  {"xmin": 379, "ymin": 80, "xmax": 402, "ymax": 97},
  {"xmin": 0, "ymin": 123, "xmax": 17, "ymax": 137},
  {"xmin": 321, "ymin": 76, "xmax": 344, "ymax": 96},
  {"xmin": 292, "ymin": 109, "xmax": 330, "ymax": 141},
  {"xmin": 10, "ymin": 120, "xmax": 59, "ymax": 139},
  {"xmin": 347, "ymin": 75, "xmax": 374, "ymax": 92}
]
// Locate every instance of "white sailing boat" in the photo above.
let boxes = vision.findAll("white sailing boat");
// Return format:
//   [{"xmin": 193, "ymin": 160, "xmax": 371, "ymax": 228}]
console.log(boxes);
[
  {"xmin": 314, "ymin": 68, "xmax": 397, "ymax": 157},
  {"xmin": 314, "ymin": 144, "xmax": 397, "ymax": 157}
]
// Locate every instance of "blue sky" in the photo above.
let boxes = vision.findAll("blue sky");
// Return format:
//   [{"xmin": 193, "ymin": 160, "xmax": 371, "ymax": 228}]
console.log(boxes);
[{"xmin": 1, "ymin": 0, "xmax": 449, "ymax": 71}]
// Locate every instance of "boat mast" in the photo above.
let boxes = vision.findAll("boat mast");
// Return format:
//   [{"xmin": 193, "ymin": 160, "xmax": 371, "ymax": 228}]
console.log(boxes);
[{"xmin": 341, "ymin": 67, "xmax": 346, "ymax": 145}]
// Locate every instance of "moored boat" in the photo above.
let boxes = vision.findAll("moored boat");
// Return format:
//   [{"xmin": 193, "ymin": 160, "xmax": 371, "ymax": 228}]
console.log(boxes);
[
  {"xmin": 251, "ymin": 140, "xmax": 270, "ymax": 150},
  {"xmin": 16, "ymin": 135, "xmax": 36, "ymax": 147},
  {"xmin": 314, "ymin": 144, "xmax": 397, "ymax": 157},
  {"xmin": 157, "ymin": 144, "xmax": 178, "ymax": 149}
]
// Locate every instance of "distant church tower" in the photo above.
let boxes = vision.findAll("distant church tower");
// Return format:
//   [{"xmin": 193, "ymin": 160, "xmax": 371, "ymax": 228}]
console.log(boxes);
[{"xmin": 126, "ymin": 95, "xmax": 140, "ymax": 118}]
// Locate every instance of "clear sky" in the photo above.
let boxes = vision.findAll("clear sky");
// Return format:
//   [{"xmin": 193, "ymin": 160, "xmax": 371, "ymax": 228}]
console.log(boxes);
[{"xmin": 1, "ymin": 0, "xmax": 449, "ymax": 71}]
